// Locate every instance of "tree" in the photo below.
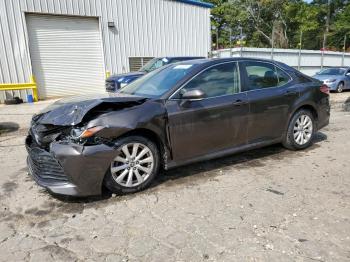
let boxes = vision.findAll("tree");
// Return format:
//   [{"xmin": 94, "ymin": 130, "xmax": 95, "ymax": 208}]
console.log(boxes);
[
  {"xmin": 205, "ymin": 0, "xmax": 230, "ymax": 49},
  {"xmin": 285, "ymin": 1, "xmax": 326, "ymax": 49},
  {"xmin": 206, "ymin": 0, "xmax": 350, "ymax": 51},
  {"xmin": 330, "ymin": 4, "xmax": 350, "ymax": 49},
  {"xmin": 239, "ymin": 0, "xmax": 290, "ymax": 48}
]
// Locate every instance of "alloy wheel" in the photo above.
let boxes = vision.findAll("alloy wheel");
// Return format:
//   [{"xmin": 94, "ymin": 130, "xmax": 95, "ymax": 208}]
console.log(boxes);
[
  {"xmin": 110, "ymin": 143, "xmax": 154, "ymax": 187},
  {"xmin": 337, "ymin": 83, "xmax": 344, "ymax": 93},
  {"xmin": 293, "ymin": 114, "xmax": 313, "ymax": 145}
]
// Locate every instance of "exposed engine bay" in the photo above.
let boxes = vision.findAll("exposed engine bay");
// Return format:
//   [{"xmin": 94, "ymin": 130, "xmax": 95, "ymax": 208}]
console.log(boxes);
[{"xmin": 29, "ymin": 96, "xmax": 148, "ymax": 149}]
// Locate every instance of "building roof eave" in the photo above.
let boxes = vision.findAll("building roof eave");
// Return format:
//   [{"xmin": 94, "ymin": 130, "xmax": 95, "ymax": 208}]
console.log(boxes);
[{"xmin": 175, "ymin": 0, "xmax": 214, "ymax": 9}]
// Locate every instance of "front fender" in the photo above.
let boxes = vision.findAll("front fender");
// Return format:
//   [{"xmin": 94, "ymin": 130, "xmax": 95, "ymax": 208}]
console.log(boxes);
[{"xmin": 88, "ymin": 101, "xmax": 166, "ymax": 138}]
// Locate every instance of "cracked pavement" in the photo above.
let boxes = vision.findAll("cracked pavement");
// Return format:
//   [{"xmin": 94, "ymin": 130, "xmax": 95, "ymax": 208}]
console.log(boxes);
[{"xmin": 0, "ymin": 94, "xmax": 349, "ymax": 261}]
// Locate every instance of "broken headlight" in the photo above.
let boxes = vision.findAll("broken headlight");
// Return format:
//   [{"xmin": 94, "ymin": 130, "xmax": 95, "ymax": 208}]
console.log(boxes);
[{"xmin": 70, "ymin": 126, "xmax": 105, "ymax": 139}]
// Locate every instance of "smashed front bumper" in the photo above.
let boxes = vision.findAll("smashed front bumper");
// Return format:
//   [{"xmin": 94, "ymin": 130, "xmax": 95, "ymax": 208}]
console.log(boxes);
[{"xmin": 25, "ymin": 135, "xmax": 117, "ymax": 196}]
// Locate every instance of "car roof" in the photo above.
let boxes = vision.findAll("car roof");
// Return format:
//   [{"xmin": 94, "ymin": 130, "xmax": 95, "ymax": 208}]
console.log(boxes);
[
  {"xmin": 166, "ymin": 57, "xmax": 298, "ymax": 75},
  {"xmin": 172, "ymin": 57, "xmax": 287, "ymax": 66},
  {"xmin": 164, "ymin": 56, "xmax": 205, "ymax": 59}
]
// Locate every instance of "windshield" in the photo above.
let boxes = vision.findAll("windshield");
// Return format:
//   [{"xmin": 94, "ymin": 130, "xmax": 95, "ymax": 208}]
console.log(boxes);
[
  {"xmin": 140, "ymin": 58, "xmax": 167, "ymax": 73},
  {"xmin": 318, "ymin": 68, "xmax": 345, "ymax": 76},
  {"xmin": 119, "ymin": 63, "xmax": 196, "ymax": 98}
]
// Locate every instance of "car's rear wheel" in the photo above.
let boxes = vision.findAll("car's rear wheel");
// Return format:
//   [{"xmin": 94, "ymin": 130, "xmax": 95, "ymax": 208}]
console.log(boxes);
[
  {"xmin": 283, "ymin": 109, "xmax": 315, "ymax": 150},
  {"xmin": 336, "ymin": 82, "xmax": 344, "ymax": 93},
  {"xmin": 104, "ymin": 136, "xmax": 160, "ymax": 194}
]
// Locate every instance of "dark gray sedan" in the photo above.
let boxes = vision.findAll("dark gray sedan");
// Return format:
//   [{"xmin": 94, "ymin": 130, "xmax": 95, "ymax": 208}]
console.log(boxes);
[{"xmin": 26, "ymin": 58, "xmax": 330, "ymax": 197}]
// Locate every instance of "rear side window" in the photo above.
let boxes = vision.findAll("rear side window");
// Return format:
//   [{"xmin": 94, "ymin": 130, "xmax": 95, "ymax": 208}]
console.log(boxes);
[
  {"xmin": 242, "ymin": 61, "xmax": 291, "ymax": 91},
  {"xmin": 295, "ymin": 72, "xmax": 312, "ymax": 83},
  {"xmin": 275, "ymin": 67, "xmax": 290, "ymax": 86},
  {"xmin": 178, "ymin": 62, "xmax": 240, "ymax": 98}
]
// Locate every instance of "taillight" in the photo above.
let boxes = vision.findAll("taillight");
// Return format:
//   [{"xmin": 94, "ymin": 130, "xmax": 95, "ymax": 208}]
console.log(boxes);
[{"xmin": 320, "ymin": 84, "xmax": 330, "ymax": 95}]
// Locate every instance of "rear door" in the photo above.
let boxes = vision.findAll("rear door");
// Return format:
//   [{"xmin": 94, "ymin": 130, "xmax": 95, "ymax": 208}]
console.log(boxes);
[
  {"xmin": 240, "ymin": 61, "xmax": 298, "ymax": 144},
  {"xmin": 166, "ymin": 62, "xmax": 249, "ymax": 161}
]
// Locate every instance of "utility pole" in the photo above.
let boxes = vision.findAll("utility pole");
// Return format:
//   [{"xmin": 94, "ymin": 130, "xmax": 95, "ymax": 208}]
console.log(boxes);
[
  {"xmin": 209, "ymin": 15, "xmax": 213, "ymax": 57},
  {"xmin": 321, "ymin": 0, "xmax": 331, "ymax": 69},
  {"xmin": 239, "ymin": 25, "xmax": 243, "ymax": 57},
  {"xmin": 271, "ymin": 24, "xmax": 275, "ymax": 60},
  {"xmin": 322, "ymin": 0, "xmax": 331, "ymax": 50},
  {"xmin": 216, "ymin": 28, "xmax": 219, "ymax": 50},
  {"xmin": 229, "ymin": 28, "xmax": 232, "ymax": 57},
  {"xmin": 298, "ymin": 31, "xmax": 303, "ymax": 70},
  {"xmin": 342, "ymin": 34, "xmax": 347, "ymax": 66}
]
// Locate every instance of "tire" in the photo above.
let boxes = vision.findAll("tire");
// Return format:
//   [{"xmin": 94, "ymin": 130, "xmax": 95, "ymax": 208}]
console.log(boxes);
[
  {"xmin": 104, "ymin": 135, "xmax": 160, "ymax": 194},
  {"xmin": 336, "ymin": 82, "xmax": 344, "ymax": 93},
  {"xmin": 282, "ymin": 109, "xmax": 315, "ymax": 150},
  {"xmin": 4, "ymin": 97, "xmax": 23, "ymax": 105}
]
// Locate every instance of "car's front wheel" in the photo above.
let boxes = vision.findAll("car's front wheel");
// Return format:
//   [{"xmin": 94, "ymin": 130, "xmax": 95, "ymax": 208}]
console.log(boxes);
[
  {"xmin": 336, "ymin": 82, "xmax": 344, "ymax": 93},
  {"xmin": 104, "ymin": 136, "xmax": 160, "ymax": 194},
  {"xmin": 283, "ymin": 109, "xmax": 315, "ymax": 150}
]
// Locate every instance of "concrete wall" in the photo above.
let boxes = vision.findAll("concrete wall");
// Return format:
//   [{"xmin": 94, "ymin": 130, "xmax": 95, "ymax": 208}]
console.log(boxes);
[{"xmin": 214, "ymin": 47, "xmax": 350, "ymax": 76}]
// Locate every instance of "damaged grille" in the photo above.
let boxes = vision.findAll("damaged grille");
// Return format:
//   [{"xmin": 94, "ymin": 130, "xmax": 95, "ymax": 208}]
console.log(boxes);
[
  {"xmin": 30, "ymin": 122, "xmax": 68, "ymax": 149},
  {"xmin": 26, "ymin": 136, "xmax": 68, "ymax": 184}
]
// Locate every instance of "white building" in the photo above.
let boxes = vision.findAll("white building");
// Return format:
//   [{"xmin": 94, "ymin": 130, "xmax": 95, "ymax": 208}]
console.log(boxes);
[{"xmin": 0, "ymin": 0, "xmax": 212, "ymax": 100}]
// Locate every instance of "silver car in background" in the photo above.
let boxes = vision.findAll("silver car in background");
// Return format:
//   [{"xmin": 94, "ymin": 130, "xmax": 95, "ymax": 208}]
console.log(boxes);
[{"xmin": 313, "ymin": 67, "xmax": 350, "ymax": 93}]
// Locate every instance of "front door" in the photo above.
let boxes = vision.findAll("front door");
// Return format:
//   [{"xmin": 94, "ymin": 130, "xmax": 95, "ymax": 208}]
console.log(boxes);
[{"xmin": 166, "ymin": 62, "xmax": 249, "ymax": 161}]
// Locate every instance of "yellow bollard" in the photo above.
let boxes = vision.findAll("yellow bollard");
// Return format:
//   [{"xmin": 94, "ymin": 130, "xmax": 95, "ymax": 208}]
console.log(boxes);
[{"xmin": 30, "ymin": 75, "xmax": 38, "ymax": 102}]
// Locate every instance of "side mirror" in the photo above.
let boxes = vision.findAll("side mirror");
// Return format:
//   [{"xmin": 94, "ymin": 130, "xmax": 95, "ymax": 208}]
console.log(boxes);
[
  {"xmin": 181, "ymin": 89, "xmax": 206, "ymax": 100},
  {"xmin": 346, "ymin": 72, "xmax": 350, "ymax": 76}
]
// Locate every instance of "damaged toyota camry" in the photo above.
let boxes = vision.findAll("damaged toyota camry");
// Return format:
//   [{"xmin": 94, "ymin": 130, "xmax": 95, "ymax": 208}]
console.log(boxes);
[{"xmin": 26, "ymin": 58, "xmax": 330, "ymax": 196}]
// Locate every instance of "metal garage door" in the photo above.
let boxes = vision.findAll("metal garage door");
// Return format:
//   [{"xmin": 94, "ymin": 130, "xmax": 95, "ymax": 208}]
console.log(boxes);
[{"xmin": 26, "ymin": 14, "xmax": 105, "ymax": 99}]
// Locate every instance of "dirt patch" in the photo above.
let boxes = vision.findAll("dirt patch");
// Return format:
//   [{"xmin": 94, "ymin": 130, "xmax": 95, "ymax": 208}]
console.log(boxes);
[
  {"xmin": 1, "ymin": 182, "xmax": 18, "ymax": 194},
  {"xmin": 0, "ymin": 122, "xmax": 19, "ymax": 135},
  {"xmin": 344, "ymin": 97, "xmax": 350, "ymax": 112},
  {"xmin": 24, "ymin": 200, "xmax": 85, "ymax": 217}
]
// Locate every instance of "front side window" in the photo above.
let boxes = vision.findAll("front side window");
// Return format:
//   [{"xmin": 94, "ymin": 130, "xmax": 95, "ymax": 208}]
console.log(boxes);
[
  {"xmin": 177, "ymin": 62, "xmax": 240, "ymax": 98},
  {"xmin": 243, "ymin": 61, "xmax": 290, "ymax": 90}
]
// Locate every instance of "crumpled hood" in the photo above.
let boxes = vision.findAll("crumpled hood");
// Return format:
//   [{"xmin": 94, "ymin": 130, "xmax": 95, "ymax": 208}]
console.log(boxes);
[{"xmin": 36, "ymin": 93, "xmax": 147, "ymax": 126}]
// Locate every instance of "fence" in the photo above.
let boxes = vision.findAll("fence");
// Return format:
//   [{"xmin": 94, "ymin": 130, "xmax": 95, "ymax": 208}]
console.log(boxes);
[
  {"xmin": 0, "ymin": 75, "xmax": 38, "ymax": 104},
  {"xmin": 213, "ymin": 47, "xmax": 350, "ymax": 76}
]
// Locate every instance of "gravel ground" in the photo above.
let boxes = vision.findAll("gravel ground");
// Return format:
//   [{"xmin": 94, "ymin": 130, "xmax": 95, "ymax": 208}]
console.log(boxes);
[{"xmin": 0, "ymin": 93, "xmax": 349, "ymax": 262}]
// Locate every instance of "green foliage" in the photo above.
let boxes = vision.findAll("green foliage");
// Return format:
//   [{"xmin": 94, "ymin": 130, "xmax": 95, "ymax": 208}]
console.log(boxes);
[
  {"xmin": 331, "ymin": 4, "xmax": 350, "ymax": 49},
  {"xmin": 206, "ymin": 0, "xmax": 350, "ymax": 51}
]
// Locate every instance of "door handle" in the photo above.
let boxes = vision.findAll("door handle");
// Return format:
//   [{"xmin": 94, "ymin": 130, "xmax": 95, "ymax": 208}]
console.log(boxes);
[{"xmin": 232, "ymin": 99, "xmax": 247, "ymax": 106}]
